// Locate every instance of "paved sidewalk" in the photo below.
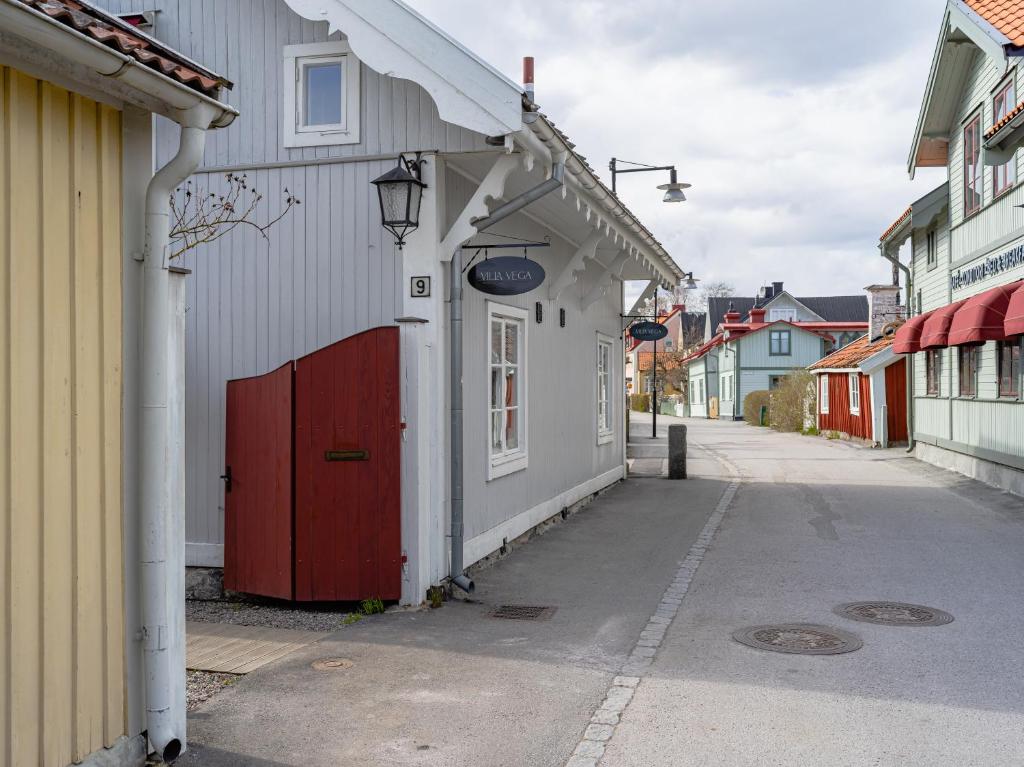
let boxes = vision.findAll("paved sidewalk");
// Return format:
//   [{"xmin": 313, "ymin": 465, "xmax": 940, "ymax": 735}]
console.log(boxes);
[
  {"xmin": 604, "ymin": 418, "xmax": 1024, "ymax": 766},
  {"xmin": 180, "ymin": 444, "xmax": 730, "ymax": 766}
]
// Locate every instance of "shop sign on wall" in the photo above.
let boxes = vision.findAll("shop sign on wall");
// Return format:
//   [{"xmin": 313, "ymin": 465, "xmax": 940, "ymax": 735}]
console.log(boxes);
[{"xmin": 951, "ymin": 243, "xmax": 1024, "ymax": 291}]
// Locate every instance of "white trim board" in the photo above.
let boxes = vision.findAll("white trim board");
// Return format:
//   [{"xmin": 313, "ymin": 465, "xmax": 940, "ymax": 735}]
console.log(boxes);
[
  {"xmin": 186, "ymin": 542, "xmax": 224, "ymax": 568},
  {"xmin": 463, "ymin": 465, "xmax": 624, "ymax": 568}
]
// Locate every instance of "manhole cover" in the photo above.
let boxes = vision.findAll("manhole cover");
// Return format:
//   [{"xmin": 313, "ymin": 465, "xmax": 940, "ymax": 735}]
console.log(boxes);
[
  {"xmin": 732, "ymin": 624, "xmax": 862, "ymax": 655},
  {"xmin": 311, "ymin": 658, "xmax": 354, "ymax": 671},
  {"xmin": 489, "ymin": 605, "xmax": 556, "ymax": 621},
  {"xmin": 835, "ymin": 602, "xmax": 954, "ymax": 627}
]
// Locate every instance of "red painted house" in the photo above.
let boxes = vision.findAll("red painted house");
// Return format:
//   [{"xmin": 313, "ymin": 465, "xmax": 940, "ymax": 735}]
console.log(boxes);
[{"xmin": 810, "ymin": 332, "xmax": 908, "ymax": 446}]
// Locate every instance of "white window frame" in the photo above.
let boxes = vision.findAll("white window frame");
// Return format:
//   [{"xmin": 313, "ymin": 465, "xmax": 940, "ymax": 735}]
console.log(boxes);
[
  {"xmin": 820, "ymin": 374, "xmax": 830, "ymax": 414},
  {"xmin": 596, "ymin": 334, "xmax": 614, "ymax": 445},
  {"xmin": 848, "ymin": 373, "xmax": 860, "ymax": 415},
  {"xmin": 283, "ymin": 41, "xmax": 361, "ymax": 148},
  {"xmin": 487, "ymin": 302, "xmax": 529, "ymax": 480}
]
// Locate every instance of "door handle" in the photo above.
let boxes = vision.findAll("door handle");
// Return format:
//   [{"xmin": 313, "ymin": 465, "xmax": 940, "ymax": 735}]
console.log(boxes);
[
  {"xmin": 220, "ymin": 466, "xmax": 232, "ymax": 493},
  {"xmin": 324, "ymin": 449, "xmax": 370, "ymax": 462}
]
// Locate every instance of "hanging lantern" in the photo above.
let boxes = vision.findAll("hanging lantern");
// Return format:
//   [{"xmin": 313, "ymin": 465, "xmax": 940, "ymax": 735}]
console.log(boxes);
[{"xmin": 371, "ymin": 156, "xmax": 426, "ymax": 249}]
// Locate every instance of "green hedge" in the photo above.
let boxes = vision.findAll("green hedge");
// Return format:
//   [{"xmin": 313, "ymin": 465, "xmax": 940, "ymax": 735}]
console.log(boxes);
[
  {"xmin": 743, "ymin": 390, "xmax": 770, "ymax": 426},
  {"xmin": 630, "ymin": 394, "xmax": 650, "ymax": 412}
]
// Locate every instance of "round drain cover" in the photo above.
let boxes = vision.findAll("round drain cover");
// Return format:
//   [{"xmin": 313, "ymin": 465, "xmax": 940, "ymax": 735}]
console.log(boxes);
[
  {"xmin": 732, "ymin": 624, "xmax": 862, "ymax": 655},
  {"xmin": 835, "ymin": 602, "xmax": 953, "ymax": 627},
  {"xmin": 312, "ymin": 658, "xmax": 354, "ymax": 671}
]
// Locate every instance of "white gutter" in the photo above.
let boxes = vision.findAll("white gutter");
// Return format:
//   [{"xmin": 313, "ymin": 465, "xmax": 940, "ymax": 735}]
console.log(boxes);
[
  {"xmin": 2, "ymin": 2, "xmax": 237, "ymax": 761},
  {"xmin": 0, "ymin": 0, "xmax": 238, "ymax": 127}
]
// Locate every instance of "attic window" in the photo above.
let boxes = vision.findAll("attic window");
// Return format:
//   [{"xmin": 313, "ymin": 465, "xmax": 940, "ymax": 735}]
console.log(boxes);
[{"xmin": 283, "ymin": 41, "xmax": 361, "ymax": 148}]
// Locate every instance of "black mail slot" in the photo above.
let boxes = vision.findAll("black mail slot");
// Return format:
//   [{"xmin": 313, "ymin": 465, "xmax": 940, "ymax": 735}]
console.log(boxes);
[{"xmin": 324, "ymin": 449, "xmax": 370, "ymax": 462}]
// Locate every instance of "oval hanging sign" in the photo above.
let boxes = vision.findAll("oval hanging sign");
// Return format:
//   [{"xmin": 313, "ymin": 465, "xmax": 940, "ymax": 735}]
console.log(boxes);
[
  {"xmin": 467, "ymin": 255, "xmax": 546, "ymax": 296},
  {"xmin": 630, "ymin": 321, "xmax": 668, "ymax": 341}
]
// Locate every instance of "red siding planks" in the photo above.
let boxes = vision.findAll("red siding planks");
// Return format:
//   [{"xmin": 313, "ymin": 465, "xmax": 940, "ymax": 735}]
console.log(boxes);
[{"xmin": 819, "ymin": 372, "xmax": 873, "ymax": 440}]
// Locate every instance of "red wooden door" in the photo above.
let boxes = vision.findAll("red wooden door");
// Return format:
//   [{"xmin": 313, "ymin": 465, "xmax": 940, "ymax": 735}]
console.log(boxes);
[
  {"xmin": 294, "ymin": 327, "xmax": 401, "ymax": 601},
  {"xmin": 886, "ymin": 358, "xmax": 908, "ymax": 442},
  {"xmin": 223, "ymin": 362, "xmax": 295, "ymax": 599}
]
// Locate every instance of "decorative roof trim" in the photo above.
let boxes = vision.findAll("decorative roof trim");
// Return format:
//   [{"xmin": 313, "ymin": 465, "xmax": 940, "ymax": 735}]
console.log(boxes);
[{"xmin": 281, "ymin": 0, "xmax": 522, "ymax": 136}]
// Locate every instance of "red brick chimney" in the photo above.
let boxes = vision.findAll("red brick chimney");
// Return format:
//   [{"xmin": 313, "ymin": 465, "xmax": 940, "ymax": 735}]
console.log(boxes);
[{"xmin": 750, "ymin": 307, "xmax": 767, "ymax": 324}]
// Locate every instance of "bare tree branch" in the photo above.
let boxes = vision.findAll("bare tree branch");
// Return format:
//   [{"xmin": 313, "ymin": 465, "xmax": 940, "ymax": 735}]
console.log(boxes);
[{"xmin": 168, "ymin": 172, "xmax": 301, "ymax": 260}]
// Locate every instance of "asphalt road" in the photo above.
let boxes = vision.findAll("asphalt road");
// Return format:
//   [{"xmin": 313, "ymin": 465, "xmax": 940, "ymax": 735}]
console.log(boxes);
[
  {"xmin": 181, "ymin": 416, "xmax": 1024, "ymax": 766},
  {"xmin": 605, "ymin": 416, "xmax": 1024, "ymax": 767}
]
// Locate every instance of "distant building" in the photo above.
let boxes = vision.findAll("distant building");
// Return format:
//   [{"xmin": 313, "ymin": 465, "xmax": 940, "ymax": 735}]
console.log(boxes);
[
  {"xmin": 626, "ymin": 304, "xmax": 705, "ymax": 401},
  {"xmin": 687, "ymin": 281, "xmax": 869, "ymax": 419},
  {"xmin": 885, "ymin": 0, "xmax": 1024, "ymax": 496}
]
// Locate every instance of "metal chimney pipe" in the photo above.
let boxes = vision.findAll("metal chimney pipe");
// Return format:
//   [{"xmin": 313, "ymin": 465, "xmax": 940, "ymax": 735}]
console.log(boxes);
[{"xmin": 523, "ymin": 56, "xmax": 535, "ymax": 103}]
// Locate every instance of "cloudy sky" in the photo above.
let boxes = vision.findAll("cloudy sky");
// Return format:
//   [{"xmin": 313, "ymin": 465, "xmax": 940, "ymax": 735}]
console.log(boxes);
[{"xmin": 407, "ymin": 0, "xmax": 948, "ymax": 303}]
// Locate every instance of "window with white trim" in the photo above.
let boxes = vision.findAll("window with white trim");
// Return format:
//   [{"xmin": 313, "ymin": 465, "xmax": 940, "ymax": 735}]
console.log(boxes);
[
  {"xmin": 283, "ymin": 41, "xmax": 361, "ymax": 148},
  {"xmin": 597, "ymin": 336, "xmax": 613, "ymax": 444},
  {"xmin": 926, "ymin": 229, "xmax": 937, "ymax": 269},
  {"xmin": 848, "ymin": 373, "xmax": 860, "ymax": 415},
  {"xmin": 488, "ymin": 304, "xmax": 528, "ymax": 479},
  {"xmin": 820, "ymin": 374, "xmax": 830, "ymax": 414}
]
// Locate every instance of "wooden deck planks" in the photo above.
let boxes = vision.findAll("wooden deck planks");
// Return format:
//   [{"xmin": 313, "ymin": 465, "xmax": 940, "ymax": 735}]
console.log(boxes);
[{"xmin": 186, "ymin": 621, "xmax": 328, "ymax": 673}]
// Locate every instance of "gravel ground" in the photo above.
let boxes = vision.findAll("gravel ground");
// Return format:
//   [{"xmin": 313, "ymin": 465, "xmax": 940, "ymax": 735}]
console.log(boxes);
[
  {"xmin": 186, "ymin": 671, "xmax": 238, "ymax": 711},
  {"xmin": 186, "ymin": 599, "xmax": 358, "ymax": 632}
]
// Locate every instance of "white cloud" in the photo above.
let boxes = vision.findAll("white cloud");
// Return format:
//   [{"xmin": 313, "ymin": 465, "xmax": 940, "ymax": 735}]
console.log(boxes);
[{"xmin": 407, "ymin": 0, "xmax": 948, "ymax": 306}]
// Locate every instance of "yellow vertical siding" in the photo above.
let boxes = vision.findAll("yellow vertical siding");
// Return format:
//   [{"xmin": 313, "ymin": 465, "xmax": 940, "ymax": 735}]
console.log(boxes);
[{"xmin": 0, "ymin": 66, "xmax": 125, "ymax": 767}]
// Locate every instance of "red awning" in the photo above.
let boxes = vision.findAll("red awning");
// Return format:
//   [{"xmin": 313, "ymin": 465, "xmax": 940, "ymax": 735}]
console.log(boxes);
[
  {"xmin": 893, "ymin": 311, "xmax": 932, "ymax": 354},
  {"xmin": 919, "ymin": 300, "xmax": 967, "ymax": 349},
  {"xmin": 948, "ymin": 281, "xmax": 1021, "ymax": 345},
  {"xmin": 1007, "ymin": 281, "xmax": 1024, "ymax": 336}
]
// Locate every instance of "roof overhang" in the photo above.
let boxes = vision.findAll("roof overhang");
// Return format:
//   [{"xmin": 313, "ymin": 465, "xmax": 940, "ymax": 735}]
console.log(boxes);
[
  {"xmin": 281, "ymin": 0, "xmax": 522, "ymax": 136},
  {"xmin": 0, "ymin": 0, "xmax": 236, "ymax": 128},
  {"xmin": 859, "ymin": 344, "xmax": 897, "ymax": 374},
  {"xmin": 908, "ymin": 1, "xmax": 1010, "ymax": 178},
  {"xmin": 880, "ymin": 182, "xmax": 949, "ymax": 255}
]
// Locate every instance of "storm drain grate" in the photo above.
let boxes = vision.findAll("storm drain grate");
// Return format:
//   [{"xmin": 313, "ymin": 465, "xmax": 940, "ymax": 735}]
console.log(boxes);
[
  {"xmin": 835, "ymin": 602, "xmax": 954, "ymax": 627},
  {"xmin": 489, "ymin": 605, "xmax": 556, "ymax": 621},
  {"xmin": 732, "ymin": 624, "xmax": 862, "ymax": 655}
]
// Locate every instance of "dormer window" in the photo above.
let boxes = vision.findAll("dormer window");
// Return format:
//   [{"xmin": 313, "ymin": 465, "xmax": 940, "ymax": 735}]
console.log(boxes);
[
  {"xmin": 964, "ymin": 113, "xmax": 982, "ymax": 216},
  {"xmin": 283, "ymin": 41, "xmax": 361, "ymax": 148},
  {"xmin": 994, "ymin": 79, "xmax": 1017, "ymax": 196}
]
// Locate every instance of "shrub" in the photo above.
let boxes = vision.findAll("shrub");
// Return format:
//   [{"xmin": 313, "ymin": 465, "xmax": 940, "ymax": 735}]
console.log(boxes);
[
  {"xmin": 630, "ymin": 394, "xmax": 650, "ymax": 412},
  {"xmin": 744, "ymin": 390, "xmax": 771, "ymax": 426},
  {"xmin": 769, "ymin": 371, "xmax": 817, "ymax": 433}
]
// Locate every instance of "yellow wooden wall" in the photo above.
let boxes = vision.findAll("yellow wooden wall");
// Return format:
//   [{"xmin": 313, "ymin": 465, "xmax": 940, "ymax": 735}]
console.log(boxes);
[{"xmin": 0, "ymin": 66, "xmax": 126, "ymax": 767}]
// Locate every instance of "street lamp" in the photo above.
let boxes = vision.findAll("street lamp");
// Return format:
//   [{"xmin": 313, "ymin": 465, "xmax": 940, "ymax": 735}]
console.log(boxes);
[
  {"xmin": 682, "ymin": 272, "xmax": 700, "ymax": 290},
  {"xmin": 372, "ymin": 154, "xmax": 426, "ymax": 249},
  {"xmin": 609, "ymin": 158, "xmax": 691, "ymax": 202}
]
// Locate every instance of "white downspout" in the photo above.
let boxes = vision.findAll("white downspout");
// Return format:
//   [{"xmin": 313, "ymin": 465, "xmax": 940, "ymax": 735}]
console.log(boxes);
[{"xmin": 140, "ymin": 103, "xmax": 219, "ymax": 763}]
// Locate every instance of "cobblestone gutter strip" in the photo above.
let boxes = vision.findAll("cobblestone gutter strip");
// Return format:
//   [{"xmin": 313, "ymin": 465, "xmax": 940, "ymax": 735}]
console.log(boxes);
[{"xmin": 565, "ymin": 445, "xmax": 741, "ymax": 767}]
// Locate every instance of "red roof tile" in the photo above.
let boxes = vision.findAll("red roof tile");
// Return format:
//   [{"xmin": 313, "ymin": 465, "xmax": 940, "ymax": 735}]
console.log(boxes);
[
  {"xmin": 879, "ymin": 206, "xmax": 912, "ymax": 242},
  {"xmin": 986, "ymin": 98, "xmax": 1024, "ymax": 138},
  {"xmin": 15, "ymin": 0, "xmax": 231, "ymax": 98},
  {"xmin": 964, "ymin": 0, "xmax": 1024, "ymax": 46},
  {"xmin": 809, "ymin": 334, "xmax": 893, "ymax": 371}
]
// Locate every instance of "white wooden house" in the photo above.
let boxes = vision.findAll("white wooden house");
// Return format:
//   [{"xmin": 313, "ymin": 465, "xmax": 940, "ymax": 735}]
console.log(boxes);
[
  {"xmin": 97, "ymin": 0, "xmax": 685, "ymax": 604},
  {"xmin": 886, "ymin": 0, "xmax": 1024, "ymax": 497}
]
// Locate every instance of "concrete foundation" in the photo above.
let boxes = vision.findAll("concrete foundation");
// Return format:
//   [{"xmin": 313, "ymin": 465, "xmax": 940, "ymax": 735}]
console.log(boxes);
[{"xmin": 915, "ymin": 441, "xmax": 1024, "ymax": 498}]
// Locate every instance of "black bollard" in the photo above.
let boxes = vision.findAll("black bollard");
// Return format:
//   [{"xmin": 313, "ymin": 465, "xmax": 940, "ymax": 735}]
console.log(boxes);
[{"xmin": 668, "ymin": 424, "xmax": 687, "ymax": 479}]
